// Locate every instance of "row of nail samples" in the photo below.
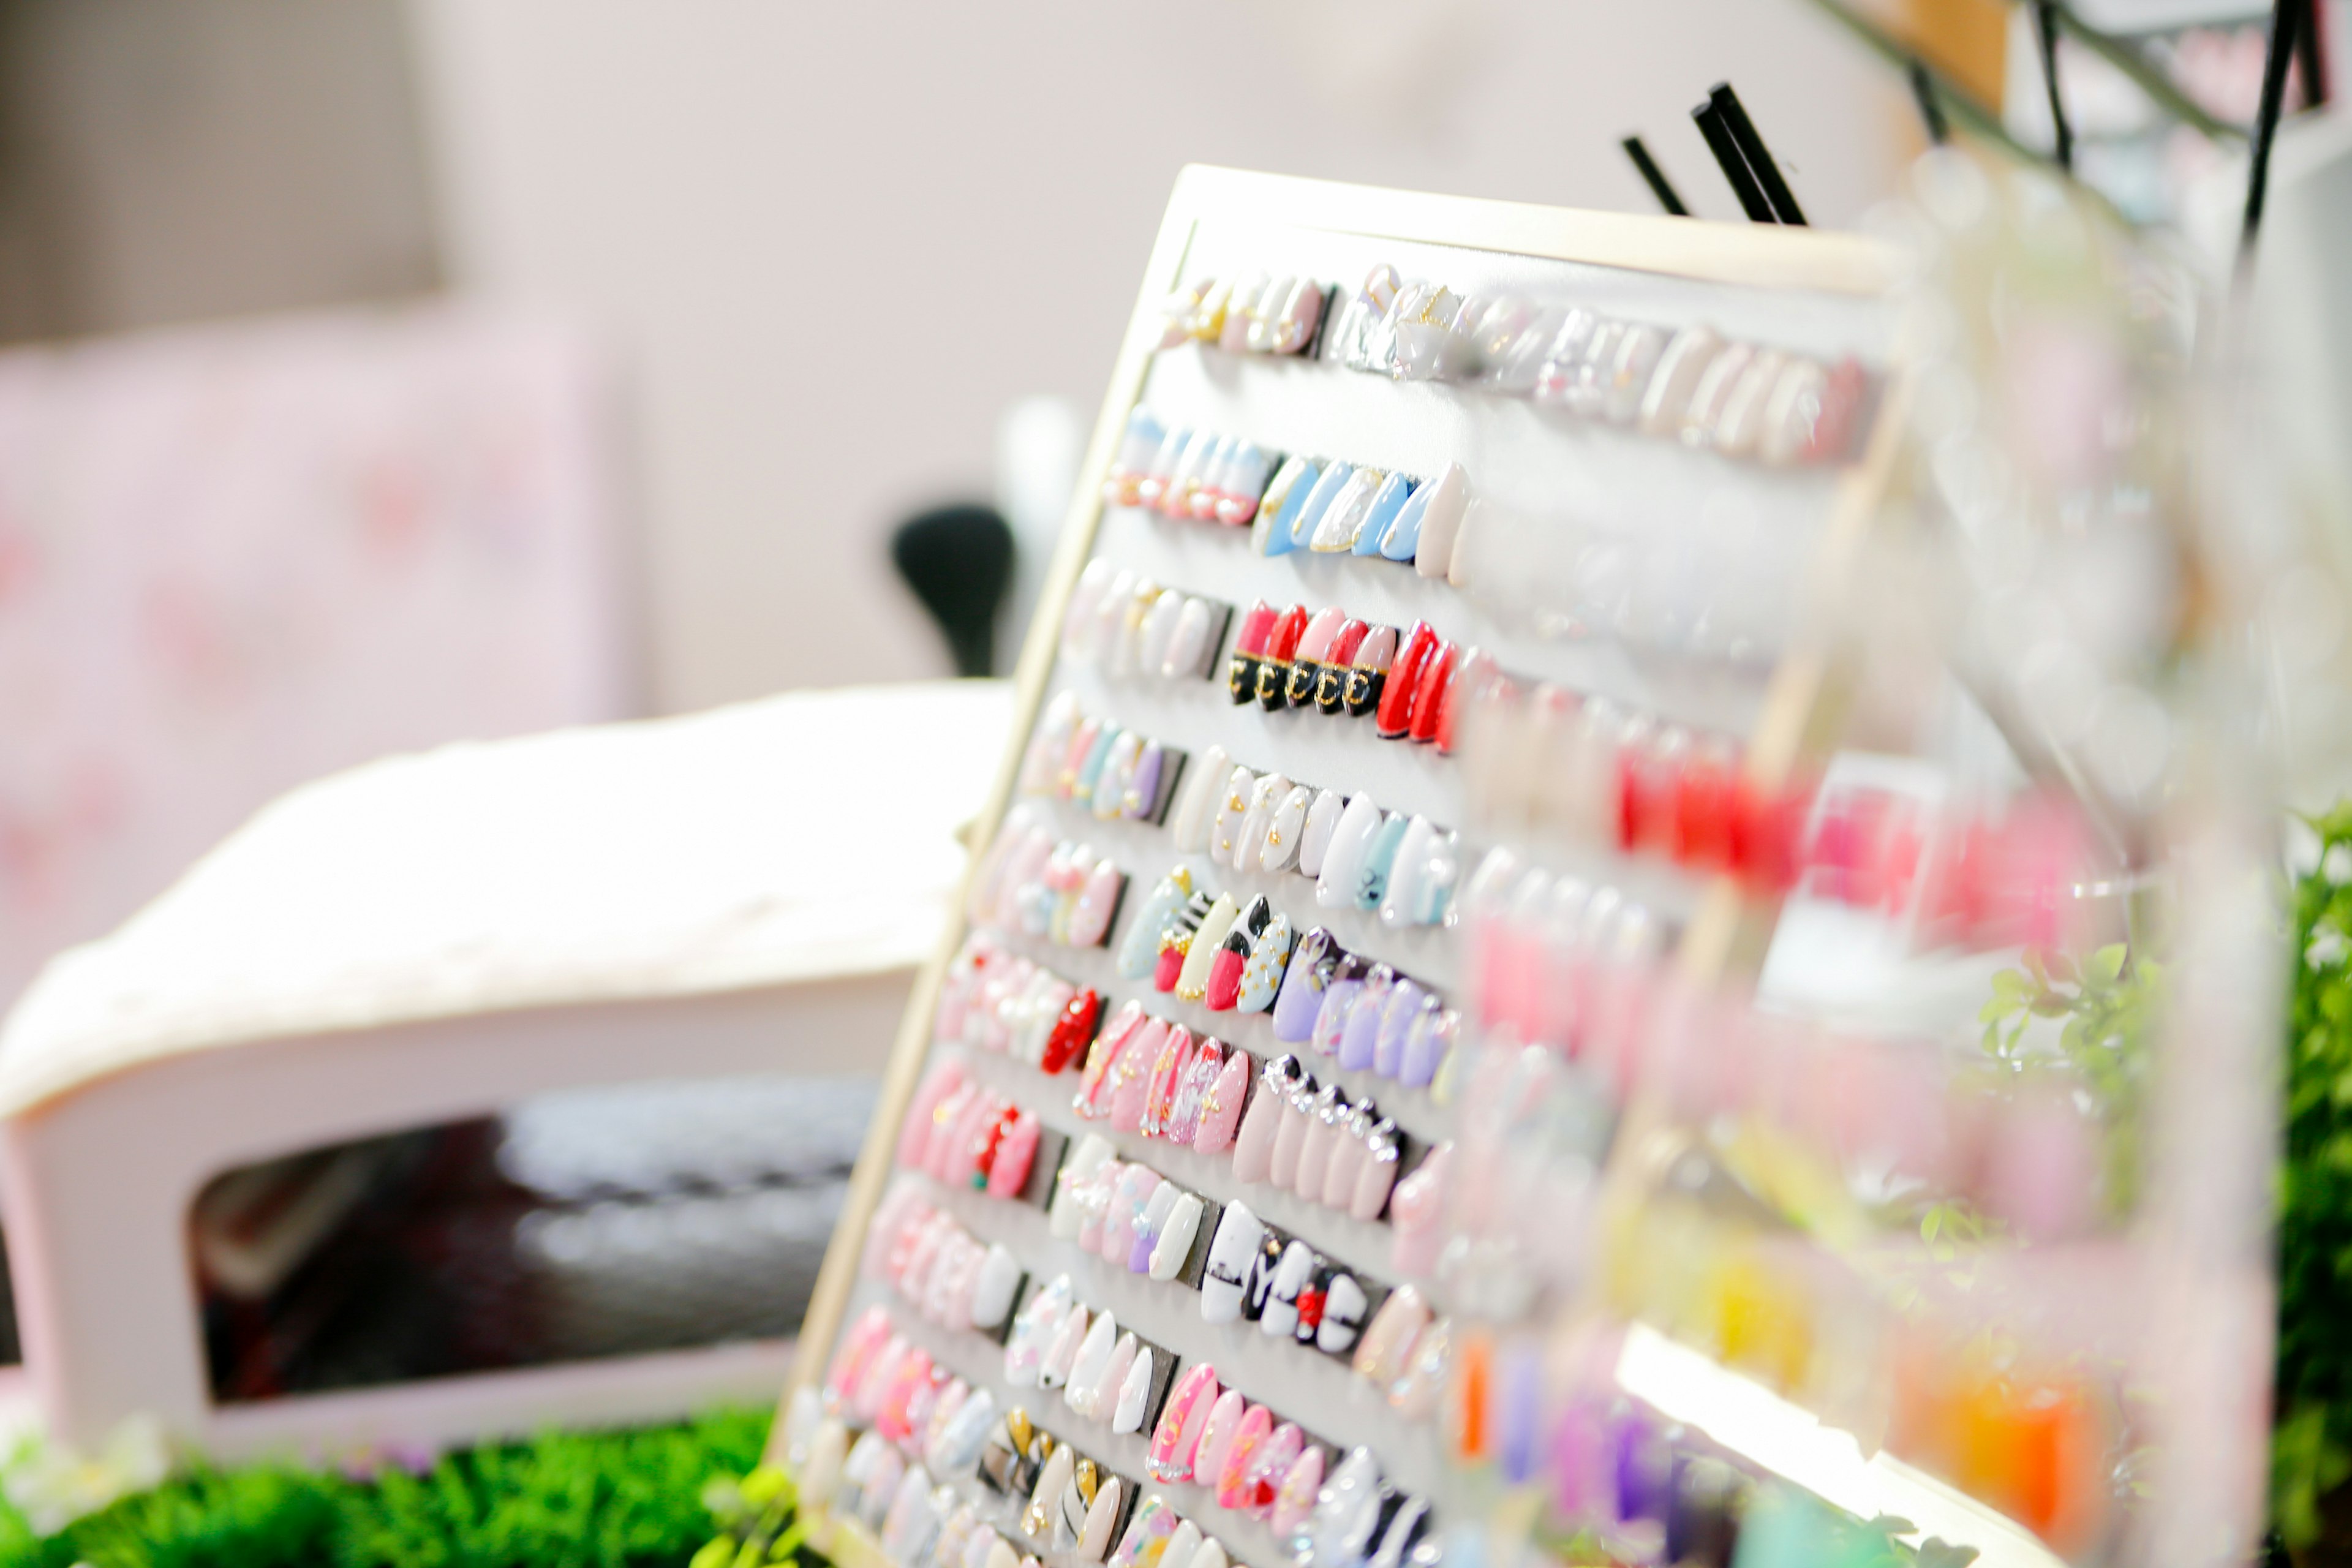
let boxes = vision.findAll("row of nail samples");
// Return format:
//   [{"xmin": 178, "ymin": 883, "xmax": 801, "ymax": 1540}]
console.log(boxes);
[
  {"xmin": 1044, "ymin": 1142, "xmax": 1213, "ymax": 1285},
  {"xmin": 932, "ymin": 947, "xmax": 1106, "ymax": 1074},
  {"xmin": 1463, "ymin": 853, "xmax": 1672, "ymax": 1062},
  {"xmin": 1322, "ymin": 263, "xmax": 1866, "ymax": 467},
  {"xmin": 1165, "ymin": 758, "xmax": 1461, "ymax": 930},
  {"xmin": 1101, "ymin": 415, "xmax": 1278, "ymax": 527},
  {"xmin": 967, "ymin": 812, "xmax": 1127, "ymax": 948},
  {"xmin": 1148, "ymin": 1368, "xmax": 1440, "ymax": 1568},
  {"xmin": 1226, "ymin": 605, "xmax": 1498, "ymax": 755},
  {"xmin": 1224, "ymin": 1055, "xmax": 1408, "ymax": 1223},
  {"xmin": 1060, "ymin": 563, "xmax": 1231, "ymax": 685},
  {"xmin": 869, "ymin": 1190, "xmax": 1028, "ymax": 1334},
  {"xmin": 1098, "ymin": 410, "xmax": 1471, "ymax": 581},
  {"xmin": 1250, "ymin": 454, "xmax": 1469, "ymax": 581},
  {"xmin": 1156, "ymin": 273, "xmax": 1329, "ymax": 358},
  {"xmin": 1016, "ymin": 694, "xmax": 1188, "ymax": 824},
  {"xmin": 1001, "ymin": 1276, "xmax": 1177, "ymax": 1435},
  {"xmin": 892, "ymin": 1073, "xmax": 1050, "ymax": 1200}
]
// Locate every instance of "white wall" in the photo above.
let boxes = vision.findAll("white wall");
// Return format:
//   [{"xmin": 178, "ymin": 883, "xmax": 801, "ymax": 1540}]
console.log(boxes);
[{"xmin": 405, "ymin": 0, "xmax": 1910, "ymax": 712}]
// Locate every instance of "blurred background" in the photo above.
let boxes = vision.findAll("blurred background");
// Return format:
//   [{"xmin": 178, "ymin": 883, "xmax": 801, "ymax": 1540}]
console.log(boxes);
[{"xmin": 0, "ymin": 0, "xmax": 2318, "ymax": 1443}]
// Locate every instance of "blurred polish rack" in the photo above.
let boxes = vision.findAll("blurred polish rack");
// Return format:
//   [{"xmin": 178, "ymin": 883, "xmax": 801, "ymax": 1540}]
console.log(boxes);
[{"xmin": 769, "ymin": 166, "xmax": 1903, "ymax": 1568}]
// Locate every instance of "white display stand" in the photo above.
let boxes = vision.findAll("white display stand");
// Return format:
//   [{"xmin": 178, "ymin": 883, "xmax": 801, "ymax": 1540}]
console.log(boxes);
[
  {"xmin": 0, "ymin": 680, "xmax": 1012, "ymax": 1460},
  {"xmin": 774, "ymin": 168, "xmax": 1898, "ymax": 1568}
]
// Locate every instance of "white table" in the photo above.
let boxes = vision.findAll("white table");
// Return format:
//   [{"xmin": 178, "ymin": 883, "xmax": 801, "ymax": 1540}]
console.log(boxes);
[{"xmin": 0, "ymin": 679, "xmax": 1011, "ymax": 1460}]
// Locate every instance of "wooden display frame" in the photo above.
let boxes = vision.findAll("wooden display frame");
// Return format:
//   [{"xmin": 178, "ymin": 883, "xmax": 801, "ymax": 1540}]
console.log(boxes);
[{"xmin": 768, "ymin": 164, "xmax": 1900, "ymax": 1568}]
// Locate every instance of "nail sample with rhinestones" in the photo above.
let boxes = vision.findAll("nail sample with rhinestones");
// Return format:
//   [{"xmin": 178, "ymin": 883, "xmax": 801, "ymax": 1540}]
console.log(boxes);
[
  {"xmin": 1147, "ymin": 1363, "xmax": 1220, "ymax": 1482},
  {"xmin": 1270, "ymin": 929, "xmax": 1337, "ymax": 1042},
  {"xmin": 1293, "ymin": 1082, "xmax": 1344, "ymax": 1198},
  {"xmin": 1141, "ymin": 1023, "xmax": 1194, "ymax": 1139},
  {"xmin": 1193, "ymin": 1049, "xmax": 1251, "ymax": 1155},
  {"xmin": 1354, "ymin": 1120, "xmax": 1401, "ymax": 1222},
  {"xmin": 1165, "ymin": 1038, "xmax": 1220, "ymax": 1146},
  {"xmin": 1232, "ymin": 1055, "xmax": 1297, "ymax": 1184},
  {"xmin": 1267, "ymin": 1072, "xmax": 1316, "ymax": 1191}
]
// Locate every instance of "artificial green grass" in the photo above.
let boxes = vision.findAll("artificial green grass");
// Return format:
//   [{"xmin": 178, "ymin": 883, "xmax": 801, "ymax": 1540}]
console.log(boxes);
[{"xmin": 0, "ymin": 1408, "xmax": 772, "ymax": 1568}]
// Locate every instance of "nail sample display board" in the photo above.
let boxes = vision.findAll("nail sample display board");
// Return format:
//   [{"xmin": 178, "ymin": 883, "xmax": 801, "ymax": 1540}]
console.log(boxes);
[{"xmin": 771, "ymin": 168, "xmax": 1899, "ymax": 1568}]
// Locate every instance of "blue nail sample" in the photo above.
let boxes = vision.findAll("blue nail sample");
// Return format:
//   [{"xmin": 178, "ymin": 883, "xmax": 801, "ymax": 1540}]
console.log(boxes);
[
  {"xmin": 1379, "ymin": 480, "xmax": 1434, "ymax": 561},
  {"xmin": 1352, "ymin": 474, "xmax": 1416, "ymax": 556},
  {"xmin": 1289, "ymin": 461, "xmax": 1354, "ymax": 550},
  {"xmin": 1355, "ymin": 812, "xmax": 1411, "ymax": 910},
  {"xmin": 1073, "ymin": 725, "xmax": 1120, "ymax": 807}
]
